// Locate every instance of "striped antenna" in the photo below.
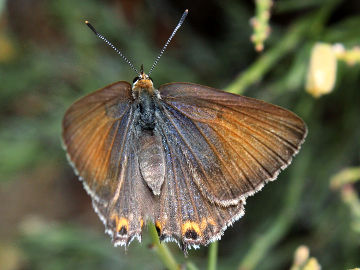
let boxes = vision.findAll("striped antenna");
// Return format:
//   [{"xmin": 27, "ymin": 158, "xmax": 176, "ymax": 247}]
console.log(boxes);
[
  {"xmin": 85, "ymin": 21, "xmax": 139, "ymax": 75},
  {"xmin": 148, "ymin": 9, "xmax": 188, "ymax": 76}
]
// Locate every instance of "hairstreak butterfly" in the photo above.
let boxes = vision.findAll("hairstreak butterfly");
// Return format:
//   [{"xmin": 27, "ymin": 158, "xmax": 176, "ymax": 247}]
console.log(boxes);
[{"xmin": 62, "ymin": 9, "xmax": 307, "ymax": 251}]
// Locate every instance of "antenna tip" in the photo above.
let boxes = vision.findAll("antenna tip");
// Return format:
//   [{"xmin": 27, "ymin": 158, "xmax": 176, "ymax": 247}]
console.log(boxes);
[
  {"xmin": 185, "ymin": 9, "xmax": 189, "ymax": 13},
  {"xmin": 85, "ymin": 21, "xmax": 98, "ymax": 34}
]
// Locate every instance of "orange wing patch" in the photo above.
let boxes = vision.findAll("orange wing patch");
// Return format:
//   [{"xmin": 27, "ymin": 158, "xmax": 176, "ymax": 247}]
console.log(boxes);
[
  {"xmin": 182, "ymin": 221, "xmax": 202, "ymax": 240},
  {"xmin": 155, "ymin": 220, "xmax": 163, "ymax": 235}
]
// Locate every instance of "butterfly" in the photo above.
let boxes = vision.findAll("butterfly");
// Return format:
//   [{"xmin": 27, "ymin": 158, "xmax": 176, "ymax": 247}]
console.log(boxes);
[{"xmin": 62, "ymin": 10, "xmax": 307, "ymax": 251}]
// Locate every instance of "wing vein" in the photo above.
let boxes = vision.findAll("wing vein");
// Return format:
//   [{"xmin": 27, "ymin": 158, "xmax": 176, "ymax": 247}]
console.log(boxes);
[
  {"xmin": 160, "ymin": 105, "xmax": 219, "ymax": 196},
  {"xmin": 109, "ymin": 108, "xmax": 134, "ymax": 208},
  {"xmin": 93, "ymin": 119, "xmax": 121, "ymax": 181},
  {"xmin": 190, "ymin": 121, "xmax": 243, "ymax": 193},
  {"xmin": 160, "ymin": 125, "xmax": 183, "ymax": 237}
]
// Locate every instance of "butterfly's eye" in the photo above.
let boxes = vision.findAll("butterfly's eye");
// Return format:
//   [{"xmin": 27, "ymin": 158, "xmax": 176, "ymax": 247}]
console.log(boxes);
[
  {"xmin": 149, "ymin": 77, "xmax": 153, "ymax": 82},
  {"xmin": 132, "ymin": 77, "xmax": 140, "ymax": 84}
]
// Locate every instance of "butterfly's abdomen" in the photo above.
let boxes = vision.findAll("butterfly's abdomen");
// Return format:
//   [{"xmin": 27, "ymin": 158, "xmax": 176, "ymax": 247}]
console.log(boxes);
[
  {"xmin": 138, "ymin": 131, "xmax": 165, "ymax": 195},
  {"xmin": 134, "ymin": 90, "xmax": 166, "ymax": 195}
]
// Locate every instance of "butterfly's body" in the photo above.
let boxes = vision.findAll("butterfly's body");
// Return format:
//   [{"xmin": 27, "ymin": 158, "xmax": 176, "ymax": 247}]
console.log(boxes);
[{"xmin": 132, "ymin": 75, "xmax": 166, "ymax": 195}]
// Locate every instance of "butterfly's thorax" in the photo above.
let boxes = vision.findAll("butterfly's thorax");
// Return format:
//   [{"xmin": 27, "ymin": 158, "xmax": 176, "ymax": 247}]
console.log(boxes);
[{"xmin": 132, "ymin": 76, "xmax": 159, "ymax": 130}]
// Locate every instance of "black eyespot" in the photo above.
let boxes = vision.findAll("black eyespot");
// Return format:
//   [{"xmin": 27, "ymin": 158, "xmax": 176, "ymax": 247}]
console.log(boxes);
[
  {"xmin": 119, "ymin": 226, "xmax": 127, "ymax": 235},
  {"xmin": 133, "ymin": 76, "xmax": 140, "ymax": 83},
  {"xmin": 159, "ymin": 234, "xmax": 168, "ymax": 242},
  {"xmin": 155, "ymin": 224, "xmax": 161, "ymax": 236},
  {"xmin": 185, "ymin": 229, "xmax": 198, "ymax": 240}
]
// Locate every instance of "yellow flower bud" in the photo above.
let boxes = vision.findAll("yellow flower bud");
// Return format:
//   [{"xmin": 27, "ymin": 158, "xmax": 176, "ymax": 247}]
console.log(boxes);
[
  {"xmin": 293, "ymin": 245, "xmax": 310, "ymax": 266},
  {"xmin": 303, "ymin": 258, "xmax": 321, "ymax": 270},
  {"xmin": 306, "ymin": 43, "xmax": 337, "ymax": 98}
]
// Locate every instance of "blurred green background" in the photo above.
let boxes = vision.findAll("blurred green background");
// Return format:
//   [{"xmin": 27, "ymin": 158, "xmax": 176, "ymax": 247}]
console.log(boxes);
[{"xmin": 1, "ymin": 0, "xmax": 360, "ymax": 269}]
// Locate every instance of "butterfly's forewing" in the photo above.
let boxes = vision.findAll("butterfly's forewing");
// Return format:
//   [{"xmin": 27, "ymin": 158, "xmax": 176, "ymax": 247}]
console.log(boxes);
[
  {"xmin": 158, "ymin": 82, "xmax": 307, "ymax": 207},
  {"xmin": 62, "ymin": 82, "xmax": 132, "ymax": 203}
]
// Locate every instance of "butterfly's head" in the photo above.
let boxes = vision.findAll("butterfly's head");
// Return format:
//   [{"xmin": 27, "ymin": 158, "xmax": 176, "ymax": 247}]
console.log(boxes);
[{"xmin": 132, "ymin": 65, "xmax": 155, "ymax": 96}]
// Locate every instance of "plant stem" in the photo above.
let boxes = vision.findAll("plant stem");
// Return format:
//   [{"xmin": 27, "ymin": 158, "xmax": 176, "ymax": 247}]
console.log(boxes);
[
  {"xmin": 225, "ymin": 0, "xmax": 341, "ymax": 95},
  {"xmin": 238, "ymin": 146, "xmax": 311, "ymax": 270},
  {"xmin": 187, "ymin": 261, "xmax": 200, "ymax": 270},
  {"xmin": 207, "ymin": 241, "xmax": 218, "ymax": 270},
  {"xmin": 225, "ymin": 19, "xmax": 308, "ymax": 95},
  {"xmin": 149, "ymin": 223, "xmax": 179, "ymax": 270}
]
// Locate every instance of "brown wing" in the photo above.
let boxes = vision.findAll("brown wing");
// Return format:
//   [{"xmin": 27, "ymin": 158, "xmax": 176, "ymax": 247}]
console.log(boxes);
[
  {"xmin": 62, "ymin": 81, "xmax": 158, "ymax": 246},
  {"xmin": 62, "ymin": 81, "xmax": 134, "ymax": 203},
  {"xmin": 153, "ymin": 113, "xmax": 245, "ymax": 250},
  {"xmin": 91, "ymin": 129, "xmax": 158, "ymax": 247},
  {"xmin": 158, "ymin": 82, "xmax": 307, "ymax": 207}
]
